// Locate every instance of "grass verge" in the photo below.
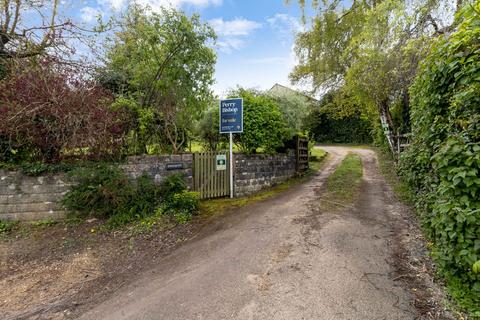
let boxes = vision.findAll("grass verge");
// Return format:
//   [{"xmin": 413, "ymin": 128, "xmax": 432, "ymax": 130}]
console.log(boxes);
[
  {"xmin": 375, "ymin": 148, "xmax": 474, "ymax": 319},
  {"xmin": 375, "ymin": 147, "xmax": 414, "ymax": 205},
  {"xmin": 322, "ymin": 153, "xmax": 363, "ymax": 210},
  {"xmin": 309, "ymin": 147, "xmax": 328, "ymax": 172}
]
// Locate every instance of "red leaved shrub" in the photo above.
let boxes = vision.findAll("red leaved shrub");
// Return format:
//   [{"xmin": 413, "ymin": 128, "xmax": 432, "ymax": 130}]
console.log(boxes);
[{"xmin": 0, "ymin": 60, "xmax": 129, "ymax": 163}]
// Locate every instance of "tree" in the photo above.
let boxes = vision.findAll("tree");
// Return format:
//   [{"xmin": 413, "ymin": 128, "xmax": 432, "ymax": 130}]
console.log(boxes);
[
  {"xmin": 267, "ymin": 85, "xmax": 313, "ymax": 135},
  {"xmin": 230, "ymin": 88, "xmax": 290, "ymax": 154},
  {"xmin": 196, "ymin": 105, "xmax": 224, "ymax": 151},
  {"xmin": 290, "ymin": 0, "xmax": 471, "ymax": 150},
  {"xmin": 0, "ymin": 0, "xmax": 106, "ymax": 63},
  {"xmin": 102, "ymin": 5, "xmax": 216, "ymax": 154}
]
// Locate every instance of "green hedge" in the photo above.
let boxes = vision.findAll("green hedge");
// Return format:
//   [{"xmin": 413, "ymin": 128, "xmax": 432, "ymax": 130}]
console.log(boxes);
[{"xmin": 399, "ymin": 3, "xmax": 480, "ymax": 314}]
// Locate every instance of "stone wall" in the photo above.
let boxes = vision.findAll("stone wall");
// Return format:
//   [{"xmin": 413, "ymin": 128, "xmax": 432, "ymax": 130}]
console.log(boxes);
[
  {"xmin": 0, "ymin": 170, "xmax": 73, "ymax": 221},
  {"xmin": 0, "ymin": 152, "xmax": 298, "ymax": 220},
  {"xmin": 121, "ymin": 154, "xmax": 193, "ymax": 188},
  {"xmin": 234, "ymin": 152, "xmax": 297, "ymax": 197},
  {"xmin": 0, "ymin": 155, "xmax": 193, "ymax": 221}
]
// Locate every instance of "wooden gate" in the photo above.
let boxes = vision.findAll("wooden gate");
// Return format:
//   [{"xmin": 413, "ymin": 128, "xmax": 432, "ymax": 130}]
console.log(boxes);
[
  {"xmin": 193, "ymin": 152, "xmax": 231, "ymax": 199},
  {"xmin": 296, "ymin": 137, "xmax": 309, "ymax": 173}
]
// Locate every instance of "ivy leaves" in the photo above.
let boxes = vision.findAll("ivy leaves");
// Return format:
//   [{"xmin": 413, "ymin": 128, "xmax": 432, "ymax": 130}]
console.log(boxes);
[{"xmin": 400, "ymin": 2, "xmax": 480, "ymax": 313}]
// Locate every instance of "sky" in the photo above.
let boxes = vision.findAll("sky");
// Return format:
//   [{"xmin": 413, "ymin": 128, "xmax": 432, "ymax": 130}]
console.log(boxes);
[{"xmin": 61, "ymin": 0, "xmax": 308, "ymax": 97}]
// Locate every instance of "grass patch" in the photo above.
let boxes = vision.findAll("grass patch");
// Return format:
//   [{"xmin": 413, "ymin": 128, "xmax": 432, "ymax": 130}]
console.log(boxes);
[
  {"xmin": 375, "ymin": 148, "xmax": 414, "ymax": 205},
  {"xmin": 322, "ymin": 153, "xmax": 363, "ymax": 210},
  {"xmin": 310, "ymin": 147, "xmax": 328, "ymax": 172},
  {"xmin": 0, "ymin": 219, "xmax": 19, "ymax": 235}
]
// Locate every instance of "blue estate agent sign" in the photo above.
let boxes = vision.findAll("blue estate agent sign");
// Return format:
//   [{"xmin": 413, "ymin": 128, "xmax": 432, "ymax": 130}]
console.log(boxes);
[{"xmin": 220, "ymin": 98, "xmax": 243, "ymax": 133}]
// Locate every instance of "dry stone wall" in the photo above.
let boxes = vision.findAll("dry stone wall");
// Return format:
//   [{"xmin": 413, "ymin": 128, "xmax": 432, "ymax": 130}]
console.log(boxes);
[
  {"xmin": 0, "ymin": 170, "xmax": 73, "ymax": 221},
  {"xmin": 1, "ymin": 152, "xmax": 298, "ymax": 221},
  {"xmin": 234, "ymin": 152, "xmax": 297, "ymax": 197}
]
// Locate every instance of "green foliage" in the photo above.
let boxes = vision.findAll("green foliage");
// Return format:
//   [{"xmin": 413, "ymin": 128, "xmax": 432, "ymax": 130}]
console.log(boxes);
[
  {"xmin": 305, "ymin": 92, "xmax": 373, "ymax": 144},
  {"xmin": 159, "ymin": 173, "xmax": 187, "ymax": 200},
  {"xmin": 291, "ymin": 0, "xmax": 464, "ymax": 147},
  {"xmin": 102, "ymin": 5, "xmax": 216, "ymax": 153},
  {"xmin": 196, "ymin": 105, "xmax": 225, "ymax": 151},
  {"xmin": 63, "ymin": 165, "xmax": 137, "ymax": 218},
  {"xmin": 62, "ymin": 164, "xmax": 200, "ymax": 227},
  {"xmin": 230, "ymin": 88, "xmax": 290, "ymax": 154},
  {"xmin": 165, "ymin": 191, "xmax": 200, "ymax": 223},
  {"xmin": 0, "ymin": 219, "xmax": 18, "ymax": 234},
  {"xmin": 267, "ymin": 87, "xmax": 312, "ymax": 135},
  {"xmin": 63, "ymin": 165, "xmax": 161, "ymax": 228},
  {"xmin": 400, "ymin": 3, "xmax": 480, "ymax": 314}
]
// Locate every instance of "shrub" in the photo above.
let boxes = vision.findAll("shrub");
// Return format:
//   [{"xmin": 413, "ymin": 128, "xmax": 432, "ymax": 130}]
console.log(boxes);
[
  {"xmin": 230, "ymin": 88, "xmax": 290, "ymax": 154},
  {"xmin": 399, "ymin": 3, "xmax": 480, "ymax": 314},
  {"xmin": 159, "ymin": 173, "xmax": 187, "ymax": 200},
  {"xmin": 63, "ymin": 165, "xmax": 135, "ymax": 218},
  {"xmin": 63, "ymin": 166, "xmax": 161, "ymax": 224},
  {"xmin": 164, "ymin": 191, "xmax": 200, "ymax": 223},
  {"xmin": 63, "ymin": 165, "xmax": 199, "ymax": 227},
  {"xmin": 168, "ymin": 191, "xmax": 200, "ymax": 213},
  {"xmin": 0, "ymin": 60, "xmax": 129, "ymax": 163}
]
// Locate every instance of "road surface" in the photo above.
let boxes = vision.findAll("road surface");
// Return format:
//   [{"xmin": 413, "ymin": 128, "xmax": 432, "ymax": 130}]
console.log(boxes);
[{"xmin": 80, "ymin": 146, "xmax": 417, "ymax": 320}]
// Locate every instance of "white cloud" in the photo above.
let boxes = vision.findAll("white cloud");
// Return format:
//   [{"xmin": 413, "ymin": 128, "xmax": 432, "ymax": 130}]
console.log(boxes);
[
  {"xmin": 216, "ymin": 38, "xmax": 245, "ymax": 54},
  {"xmin": 209, "ymin": 18, "xmax": 261, "ymax": 53},
  {"xmin": 209, "ymin": 18, "xmax": 261, "ymax": 36},
  {"xmin": 80, "ymin": 6, "xmax": 103, "ymax": 23},
  {"xmin": 267, "ymin": 14, "xmax": 304, "ymax": 32},
  {"xmin": 99, "ymin": 0, "xmax": 222, "ymax": 11},
  {"xmin": 267, "ymin": 13, "xmax": 304, "ymax": 46}
]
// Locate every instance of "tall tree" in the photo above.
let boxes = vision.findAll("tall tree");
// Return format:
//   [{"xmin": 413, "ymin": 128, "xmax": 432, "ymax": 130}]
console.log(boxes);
[
  {"xmin": 103, "ymin": 5, "xmax": 216, "ymax": 153},
  {"xmin": 290, "ymin": 0, "xmax": 470, "ymax": 150}
]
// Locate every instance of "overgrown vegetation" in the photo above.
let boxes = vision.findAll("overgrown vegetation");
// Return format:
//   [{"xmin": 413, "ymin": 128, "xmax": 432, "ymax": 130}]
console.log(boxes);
[
  {"xmin": 399, "ymin": 3, "xmax": 480, "ymax": 314},
  {"xmin": 323, "ymin": 154, "xmax": 363, "ymax": 210},
  {"xmin": 0, "ymin": 219, "xmax": 18, "ymax": 235},
  {"xmin": 62, "ymin": 167, "xmax": 199, "ymax": 227},
  {"xmin": 305, "ymin": 92, "xmax": 373, "ymax": 144},
  {"xmin": 309, "ymin": 147, "xmax": 328, "ymax": 172}
]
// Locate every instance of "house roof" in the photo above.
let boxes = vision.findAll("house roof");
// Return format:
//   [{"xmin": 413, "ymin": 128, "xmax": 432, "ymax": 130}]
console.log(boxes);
[{"xmin": 268, "ymin": 83, "xmax": 318, "ymax": 102}]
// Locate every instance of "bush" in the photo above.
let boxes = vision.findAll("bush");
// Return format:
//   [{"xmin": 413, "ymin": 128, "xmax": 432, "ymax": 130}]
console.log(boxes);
[
  {"xmin": 399, "ymin": 3, "xmax": 480, "ymax": 314},
  {"xmin": 164, "ymin": 191, "xmax": 200, "ymax": 223},
  {"xmin": 63, "ymin": 167, "xmax": 199, "ymax": 227},
  {"xmin": 304, "ymin": 91, "xmax": 373, "ymax": 144},
  {"xmin": 168, "ymin": 191, "xmax": 199, "ymax": 213},
  {"xmin": 63, "ymin": 165, "xmax": 161, "ymax": 225},
  {"xmin": 63, "ymin": 165, "xmax": 135, "ymax": 218},
  {"xmin": 0, "ymin": 60, "xmax": 129, "ymax": 163},
  {"xmin": 159, "ymin": 173, "xmax": 187, "ymax": 200},
  {"xmin": 230, "ymin": 88, "xmax": 290, "ymax": 154}
]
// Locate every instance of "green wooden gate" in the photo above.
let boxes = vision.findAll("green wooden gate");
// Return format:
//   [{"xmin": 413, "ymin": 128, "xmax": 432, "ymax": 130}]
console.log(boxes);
[{"xmin": 193, "ymin": 152, "xmax": 231, "ymax": 199}]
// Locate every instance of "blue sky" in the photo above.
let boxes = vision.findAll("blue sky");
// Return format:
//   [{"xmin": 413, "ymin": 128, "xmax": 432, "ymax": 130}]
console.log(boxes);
[{"xmin": 64, "ymin": 0, "xmax": 307, "ymax": 97}]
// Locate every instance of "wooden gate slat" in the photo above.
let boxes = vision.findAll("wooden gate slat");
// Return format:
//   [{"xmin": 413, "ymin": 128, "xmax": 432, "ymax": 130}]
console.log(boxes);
[{"xmin": 193, "ymin": 150, "xmax": 230, "ymax": 199}]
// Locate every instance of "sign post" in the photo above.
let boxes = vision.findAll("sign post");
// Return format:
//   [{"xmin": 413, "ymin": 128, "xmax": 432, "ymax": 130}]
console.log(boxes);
[{"xmin": 220, "ymin": 98, "xmax": 243, "ymax": 198}]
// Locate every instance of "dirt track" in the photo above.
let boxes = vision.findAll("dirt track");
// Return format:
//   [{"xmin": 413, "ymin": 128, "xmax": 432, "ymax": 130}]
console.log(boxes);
[{"xmin": 76, "ymin": 146, "xmax": 452, "ymax": 320}]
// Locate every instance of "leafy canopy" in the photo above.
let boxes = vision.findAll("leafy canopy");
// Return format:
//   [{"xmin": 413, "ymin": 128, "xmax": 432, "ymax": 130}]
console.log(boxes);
[{"xmin": 102, "ymin": 5, "xmax": 216, "ymax": 153}]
